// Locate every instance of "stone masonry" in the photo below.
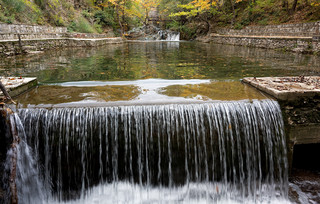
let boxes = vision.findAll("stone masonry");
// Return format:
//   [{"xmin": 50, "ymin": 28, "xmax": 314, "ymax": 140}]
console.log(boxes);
[
  {"xmin": 0, "ymin": 23, "xmax": 124, "ymax": 56},
  {"xmin": 215, "ymin": 21, "xmax": 320, "ymax": 37},
  {"xmin": 243, "ymin": 76, "xmax": 320, "ymax": 170},
  {"xmin": 199, "ymin": 21, "xmax": 320, "ymax": 54},
  {"xmin": 0, "ymin": 23, "xmax": 67, "ymax": 34},
  {"xmin": 0, "ymin": 38, "xmax": 124, "ymax": 56}
]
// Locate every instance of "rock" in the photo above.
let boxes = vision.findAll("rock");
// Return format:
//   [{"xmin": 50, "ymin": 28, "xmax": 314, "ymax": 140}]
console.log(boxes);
[
  {"xmin": 126, "ymin": 25, "xmax": 180, "ymax": 41},
  {"xmin": 293, "ymin": 47, "xmax": 306, "ymax": 53}
]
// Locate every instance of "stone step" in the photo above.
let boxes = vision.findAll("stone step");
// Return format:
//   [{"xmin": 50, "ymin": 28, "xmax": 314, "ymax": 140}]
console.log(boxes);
[{"xmin": 0, "ymin": 77, "xmax": 37, "ymax": 98}]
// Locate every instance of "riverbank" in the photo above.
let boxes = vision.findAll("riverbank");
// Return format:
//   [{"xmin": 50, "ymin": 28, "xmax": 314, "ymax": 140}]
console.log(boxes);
[
  {"xmin": 0, "ymin": 37, "xmax": 125, "ymax": 56},
  {"xmin": 197, "ymin": 21, "xmax": 320, "ymax": 54},
  {"xmin": 0, "ymin": 23, "xmax": 125, "ymax": 56}
]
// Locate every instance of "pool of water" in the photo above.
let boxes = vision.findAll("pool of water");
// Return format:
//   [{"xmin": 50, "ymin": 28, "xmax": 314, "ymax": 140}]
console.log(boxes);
[
  {"xmin": 1, "ymin": 41, "xmax": 320, "ymax": 106},
  {"xmin": 1, "ymin": 42, "xmax": 320, "ymax": 82}
]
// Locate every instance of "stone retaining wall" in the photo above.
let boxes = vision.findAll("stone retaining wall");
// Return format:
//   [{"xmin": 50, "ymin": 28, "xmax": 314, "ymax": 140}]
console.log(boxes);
[
  {"xmin": 216, "ymin": 21, "xmax": 320, "ymax": 37},
  {"xmin": 0, "ymin": 33, "xmax": 109, "ymax": 41},
  {"xmin": 0, "ymin": 38, "xmax": 124, "ymax": 56},
  {"xmin": 0, "ymin": 23, "xmax": 67, "ymax": 34},
  {"xmin": 0, "ymin": 33, "xmax": 65, "ymax": 40},
  {"xmin": 202, "ymin": 35, "xmax": 319, "ymax": 53}
]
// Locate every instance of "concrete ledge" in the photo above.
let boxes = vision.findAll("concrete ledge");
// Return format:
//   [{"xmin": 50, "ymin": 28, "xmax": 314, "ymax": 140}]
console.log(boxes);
[
  {"xmin": 289, "ymin": 125, "xmax": 320, "ymax": 144},
  {"xmin": 211, "ymin": 34, "xmax": 313, "ymax": 40},
  {"xmin": 243, "ymin": 76, "xmax": 320, "ymax": 170},
  {"xmin": 242, "ymin": 76, "xmax": 320, "ymax": 101},
  {"xmin": 0, "ymin": 77, "xmax": 37, "ymax": 98}
]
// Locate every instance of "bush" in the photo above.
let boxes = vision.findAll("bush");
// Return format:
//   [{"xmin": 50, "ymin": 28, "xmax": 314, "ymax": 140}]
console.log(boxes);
[
  {"xmin": 94, "ymin": 9, "xmax": 115, "ymax": 27},
  {"xmin": 68, "ymin": 16, "xmax": 95, "ymax": 33},
  {"xmin": 166, "ymin": 21, "xmax": 197, "ymax": 40},
  {"xmin": 94, "ymin": 23, "xmax": 103, "ymax": 33},
  {"xmin": 2, "ymin": 0, "xmax": 26, "ymax": 13}
]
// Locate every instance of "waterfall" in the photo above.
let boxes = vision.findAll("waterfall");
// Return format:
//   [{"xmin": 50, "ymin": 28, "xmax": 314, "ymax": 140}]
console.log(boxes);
[
  {"xmin": 8, "ymin": 100, "xmax": 289, "ymax": 203},
  {"xmin": 127, "ymin": 25, "xmax": 180, "ymax": 41},
  {"xmin": 166, "ymin": 32, "xmax": 180, "ymax": 41},
  {"xmin": 1, "ymin": 111, "xmax": 47, "ymax": 204}
]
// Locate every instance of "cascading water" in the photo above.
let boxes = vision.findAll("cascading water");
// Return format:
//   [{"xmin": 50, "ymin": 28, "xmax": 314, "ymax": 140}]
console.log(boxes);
[
  {"xmin": 127, "ymin": 25, "xmax": 180, "ymax": 41},
  {"xmin": 6, "ymin": 99, "xmax": 289, "ymax": 203},
  {"xmin": 157, "ymin": 30, "xmax": 180, "ymax": 41},
  {"xmin": 165, "ymin": 32, "xmax": 180, "ymax": 41},
  {"xmin": 1, "ymin": 111, "xmax": 47, "ymax": 204}
]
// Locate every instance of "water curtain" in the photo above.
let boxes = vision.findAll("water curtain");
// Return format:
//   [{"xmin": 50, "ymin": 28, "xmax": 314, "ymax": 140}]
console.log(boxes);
[
  {"xmin": 0, "ymin": 100, "xmax": 288, "ymax": 203},
  {"xmin": 13, "ymin": 100, "xmax": 288, "ymax": 203}
]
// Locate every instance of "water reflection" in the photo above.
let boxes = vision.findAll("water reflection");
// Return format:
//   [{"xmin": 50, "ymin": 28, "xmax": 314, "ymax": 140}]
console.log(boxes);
[
  {"xmin": 1, "ymin": 42, "xmax": 320, "ymax": 83},
  {"xmin": 15, "ymin": 79, "xmax": 267, "ymax": 107},
  {"xmin": 16, "ymin": 85, "xmax": 141, "ymax": 105},
  {"xmin": 159, "ymin": 81, "xmax": 267, "ymax": 100}
]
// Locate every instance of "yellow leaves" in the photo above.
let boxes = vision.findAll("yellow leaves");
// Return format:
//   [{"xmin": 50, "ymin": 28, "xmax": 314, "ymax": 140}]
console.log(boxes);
[
  {"xmin": 171, "ymin": 0, "xmax": 218, "ymax": 18},
  {"xmin": 191, "ymin": 0, "xmax": 211, "ymax": 11},
  {"xmin": 137, "ymin": 0, "xmax": 161, "ymax": 11},
  {"xmin": 311, "ymin": 0, "xmax": 320, "ymax": 6}
]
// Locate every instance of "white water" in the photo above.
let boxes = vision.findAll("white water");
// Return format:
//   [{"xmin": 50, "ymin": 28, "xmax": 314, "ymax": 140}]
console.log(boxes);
[
  {"xmin": 3, "ymin": 112, "xmax": 47, "ymax": 204},
  {"xmin": 0, "ymin": 100, "xmax": 293, "ymax": 203},
  {"xmin": 14, "ymin": 100, "xmax": 290, "ymax": 203},
  {"xmin": 47, "ymin": 182, "xmax": 291, "ymax": 204},
  {"xmin": 166, "ymin": 32, "xmax": 180, "ymax": 41}
]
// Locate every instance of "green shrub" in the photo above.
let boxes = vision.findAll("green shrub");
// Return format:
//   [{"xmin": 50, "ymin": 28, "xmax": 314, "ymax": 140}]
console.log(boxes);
[
  {"xmin": 166, "ymin": 21, "xmax": 196, "ymax": 40},
  {"xmin": 67, "ymin": 21, "xmax": 77, "ymax": 32},
  {"xmin": 94, "ymin": 9, "xmax": 115, "ymax": 27},
  {"xmin": 234, "ymin": 23, "xmax": 244, "ymax": 30},
  {"xmin": 94, "ymin": 23, "xmax": 103, "ymax": 33},
  {"xmin": 258, "ymin": 18, "xmax": 268, "ymax": 25},
  {"xmin": 68, "ymin": 17, "xmax": 95, "ymax": 33},
  {"xmin": 2, "ymin": 0, "xmax": 26, "ymax": 13},
  {"xmin": 82, "ymin": 10, "xmax": 93, "ymax": 19}
]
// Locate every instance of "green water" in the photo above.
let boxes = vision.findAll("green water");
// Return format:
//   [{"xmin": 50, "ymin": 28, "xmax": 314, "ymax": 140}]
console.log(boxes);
[
  {"xmin": 1, "ymin": 41, "xmax": 320, "ymax": 105},
  {"xmin": 1, "ymin": 42, "xmax": 319, "ymax": 83}
]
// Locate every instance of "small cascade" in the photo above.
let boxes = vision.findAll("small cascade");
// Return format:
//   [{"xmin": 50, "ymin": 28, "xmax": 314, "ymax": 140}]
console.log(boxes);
[
  {"xmin": 1, "ymin": 110, "xmax": 47, "ymax": 204},
  {"xmin": 166, "ymin": 31, "xmax": 180, "ymax": 41},
  {"xmin": 15, "ymin": 100, "xmax": 289, "ymax": 203},
  {"xmin": 127, "ymin": 25, "xmax": 180, "ymax": 41}
]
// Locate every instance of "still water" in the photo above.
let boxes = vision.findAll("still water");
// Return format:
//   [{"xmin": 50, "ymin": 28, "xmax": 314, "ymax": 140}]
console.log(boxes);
[
  {"xmin": 1, "ymin": 41, "xmax": 319, "ymax": 105},
  {"xmin": 1, "ymin": 42, "xmax": 320, "ymax": 82}
]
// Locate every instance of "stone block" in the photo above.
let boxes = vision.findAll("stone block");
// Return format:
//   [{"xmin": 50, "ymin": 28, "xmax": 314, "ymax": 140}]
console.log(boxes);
[{"xmin": 313, "ymin": 35, "xmax": 320, "ymax": 41}]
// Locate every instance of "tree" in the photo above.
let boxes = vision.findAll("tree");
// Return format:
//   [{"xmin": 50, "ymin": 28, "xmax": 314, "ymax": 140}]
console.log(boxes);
[{"xmin": 135, "ymin": 0, "xmax": 161, "ymax": 25}]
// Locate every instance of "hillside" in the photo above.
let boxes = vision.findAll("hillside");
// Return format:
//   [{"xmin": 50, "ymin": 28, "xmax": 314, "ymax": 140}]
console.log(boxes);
[
  {"xmin": 0, "ymin": 0, "xmax": 319, "ymax": 39},
  {"xmin": 0, "ymin": 0, "xmax": 116, "ymax": 34}
]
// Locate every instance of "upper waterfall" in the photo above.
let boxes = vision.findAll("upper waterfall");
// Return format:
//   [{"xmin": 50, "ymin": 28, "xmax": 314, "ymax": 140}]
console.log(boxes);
[{"xmin": 126, "ymin": 25, "xmax": 180, "ymax": 41}]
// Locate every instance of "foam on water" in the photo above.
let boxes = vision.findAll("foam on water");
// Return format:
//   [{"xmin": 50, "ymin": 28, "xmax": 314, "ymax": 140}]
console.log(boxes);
[{"xmin": 47, "ymin": 182, "xmax": 291, "ymax": 204}]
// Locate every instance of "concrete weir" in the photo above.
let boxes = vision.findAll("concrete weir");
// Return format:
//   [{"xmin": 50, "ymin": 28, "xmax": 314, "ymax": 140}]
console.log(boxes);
[
  {"xmin": 0, "ymin": 77, "xmax": 37, "ymax": 98},
  {"xmin": 243, "ymin": 76, "xmax": 320, "ymax": 170}
]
